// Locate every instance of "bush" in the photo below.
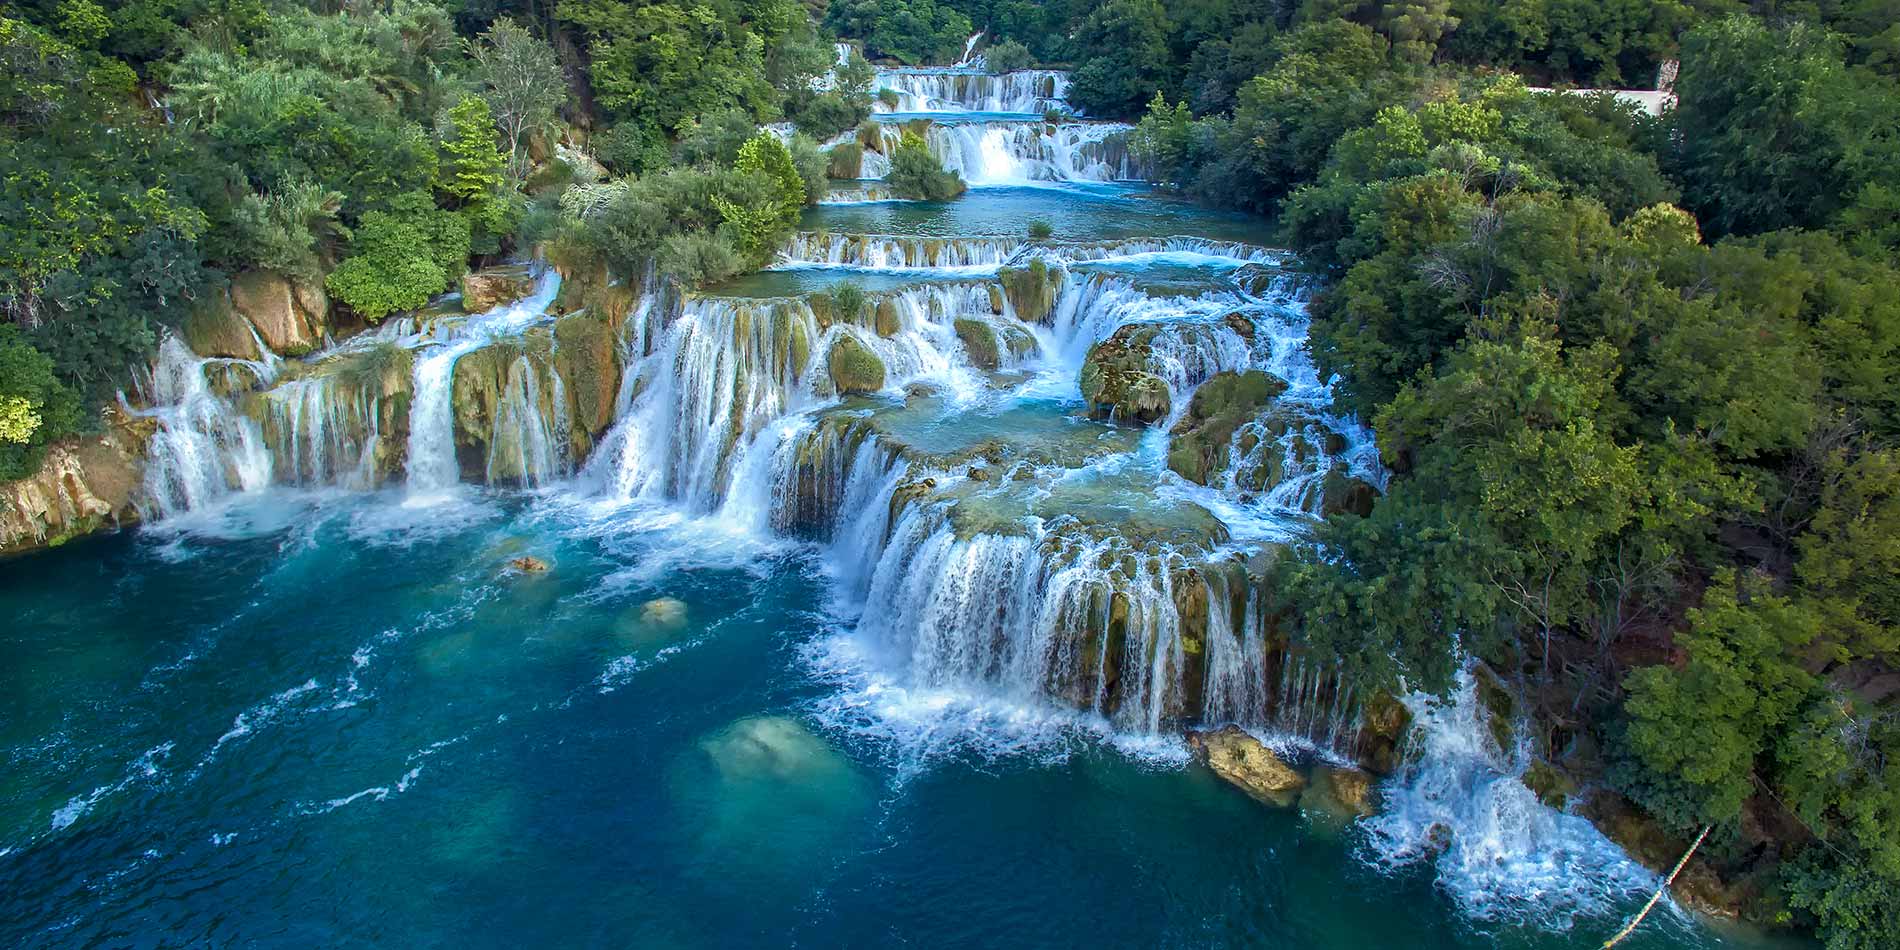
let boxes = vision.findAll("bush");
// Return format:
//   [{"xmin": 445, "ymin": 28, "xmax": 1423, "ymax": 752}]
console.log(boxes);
[
  {"xmin": 984, "ymin": 39, "xmax": 1034, "ymax": 74},
  {"xmin": 0, "ymin": 326, "xmax": 85, "ymax": 481},
  {"xmin": 325, "ymin": 192, "xmax": 472, "ymax": 321},
  {"xmin": 789, "ymin": 90, "xmax": 870, "ymax": 141},
  {"xmin": 786, "ymin": 134, "xmax": 830, "ymax": 205},
  {"xmin": 827, "ymin": 141, "xmax": 865, "ymax": 179},
  {"xmin": 1027, "ymin": 218, "xmax": 1054, "ymax": 241},
  {"xmin": 657, "ymin": 231, "xmax": 744, "ymax": 286},
  {"xmin": 595, "ymin": 122, "xmax": 670, "ymax": 175},
  {"xmin": 830, "ymin": 281, "xmax": 866, "ymax": 317},
  {"xmin": 886, "ymin": 132, "xmax": 965, "ymax": 201},
  {"xmin": 877, "ymin": 88, "xmax": 901, "ymax": 110}
]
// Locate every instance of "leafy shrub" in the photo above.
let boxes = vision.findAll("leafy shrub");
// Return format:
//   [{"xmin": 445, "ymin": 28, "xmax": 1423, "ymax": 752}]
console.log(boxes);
[
  {"xmin": 983, "ymin": 39, "xmax": 1033, "ymax": 73},
  {"xmin": 830, "ymin": 281, "xmax": 866, "ymax": 317},
  {"xmin": 325, "ymin": 192, "xmax": 472, "ymax": 321},
  {"xmin": 1027, "ymin": 218, "xmax": 1054, "ymax": 241},
  {"xmin": 886, "ymin": 132, "xmax": 965, "ymax": 200}
]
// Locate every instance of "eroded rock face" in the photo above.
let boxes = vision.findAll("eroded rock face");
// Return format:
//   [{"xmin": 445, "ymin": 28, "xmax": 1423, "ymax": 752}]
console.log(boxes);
[
  {"xmin": 461, "ymin": 266, "xmax": 537, "ymax": 313},
  {"xmin": 827, "ymin": 333, "xmax": 886, "ymax": 395},
  {"xmin": 2, "ymin": 413, "xmax": 148, "ymax": 556},
  {"xmin": 1190, "ymin": 725, "xmax": 1306, "ymax": 807},
  {"xmin": 230, "ymin": 270, "xmax": 327, "ymax": 356},
  {"xmin": 1079, "ymin": 324, "xmax": 1172, "ymax": 424},
  {"xmin": 182, "ymin": 296, "xmax": 262, "ymax": 361},
  {"xmin": 1167, "ymin": 370, "xmax": 1288, "ymax": 484}
]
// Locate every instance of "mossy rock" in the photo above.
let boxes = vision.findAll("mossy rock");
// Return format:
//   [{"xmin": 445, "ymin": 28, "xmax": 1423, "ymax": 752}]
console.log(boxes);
[
  {"xmin": 1166, "ymin": 370, "xmax": 1289, "ymax": 485},
  {"xmin": 1078, "ymin": 323, "xmax": 1172, "ymax": 425},
  {"xmin": 874, "ymin": 298, "xmax": 901, "ymax": 337},
  {"xmin": 954, "ymin": 318, "xmax": 1001, "ymax": 371},
  {"xmin": 998, "ymin": 259, "xmax": 1059, "ymax": 323},
  {"xmin": 1522, "ymin": 758, "xmax": 1578, "ymax": 810},
  {"xmin": 183, "ymin": 296, "xmax": 262, "ymax": 360},
  {"xmin": 827, "ymin": 333, "xmax": 886, "ymax": 395},
  {"xmin": 1318, "ymin": 470, "xmax": 1379, "ymax": 518},
  {"xmin": 553, "ymin": 311, "xmax": 620, "ymax": 441},
  {"xmin": 827, "ymin": 142, "xmax": 864, "ymax": 179}
]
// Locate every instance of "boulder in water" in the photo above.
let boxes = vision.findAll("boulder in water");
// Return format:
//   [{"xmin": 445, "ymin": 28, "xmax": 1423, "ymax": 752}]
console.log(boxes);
[
  {"xmin": 998, "ymin": 259, "xmax": 1058, "ymax": 322},
  {"xmin": 827, "ymin": 333, "xmax": 886, "ymax": 395},
  {"xmin": 1166, "ymin": 370, "xmax": 1289, "ymax": 484},
  {"xmin": 1304, "ymin": 765, "xmax": 1380, "ymax": 820},
  {"xmin": 874, "ymin": 298, "xmax": 901, "ymax": 337},
  {"xmin": 507, "ymin": 555, "xmax": 550, "ymax": 573},
  {"xmin": 461, "ymin": 266, "xmax": 537, "ymax": 313},
  {"xmin": 1190, "ymin": 725, "xmax": 1306, "ymax": 807},
  {"xmin": 954, "ymin": 318, "xmax": 1001, "ymax": 371},
  {"xmin": 641, "ymin": 597, "xmax": 688, "ymax": 629},
  {"xmin": 1079, "ymin": 325, "xmax": 1172, "ymax": 425}
]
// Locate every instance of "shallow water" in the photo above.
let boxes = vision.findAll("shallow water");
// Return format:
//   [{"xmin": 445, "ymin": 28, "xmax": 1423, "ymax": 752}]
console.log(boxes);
[{"xmin": 0, "ymin": 492, "xmax": 1803, "ymax": 949}]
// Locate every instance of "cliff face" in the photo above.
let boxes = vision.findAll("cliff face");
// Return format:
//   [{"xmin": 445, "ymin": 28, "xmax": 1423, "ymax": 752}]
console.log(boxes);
[{"xmin": 1, "ymin": 411, "xmax": 149, "ymax": 556}]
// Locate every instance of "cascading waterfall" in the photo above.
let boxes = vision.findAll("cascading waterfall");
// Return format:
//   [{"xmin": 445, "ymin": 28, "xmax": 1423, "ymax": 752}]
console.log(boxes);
[
  {"xmin": 135, "ymin": 336, "xmax": 275, "ymax": 518},
  {"xmin": 1365, "ymin": 668, "xmax": 1657, "ymax": 926},
  {"xmin": 874, "ymin": 68, "xmax": 1072, "ymax": 114},
  {"xmin": 405, "ymin": 271, "xmax": 562, "ymax": 498},
  {"xmin": 867, "ymin": 119, "xmax": 1142, "ymax": 185},
  {"xmin": 779, "ymin": 233, "xmax": 1022, "ymax": 269}
]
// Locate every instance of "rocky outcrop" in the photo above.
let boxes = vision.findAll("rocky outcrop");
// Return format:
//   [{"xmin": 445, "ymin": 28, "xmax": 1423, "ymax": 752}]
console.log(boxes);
[
  {"xmin": 182, "ymin": 295, "xmax": 263, "ymax": 361},
  {"xmin": 230, "ymin": 270, "xmax": 327, "ymax": 356},
  {"xmin": 827, "ymin": 333, "xmax": 886, "ymax": 395},
  {"xmin": 1190, "ymin": 726, "xmax": 1306, "ymax": 807},
  {"xmin": 461, "ymin": 265, "xmax": 537, "ymax": 313},
  {"xmin": 1318, "ymin": 470, "xmax": 1378, "ymax": 518},
  {"xmin": 1305, "ymin": 765, "xmax": 1379, "ymax": 819},
  {"xmin": 998, "ymin": 259, "xmax": 1058, "ymax": 323},
  {"xmin": 1167, "ymin": 370, "xmax": 1288, "ymax": 484},
  {"xmin": 1, "ymin": 411, "xmax": 149, "ymax": 556},
  {"xmin": 1079, "ymin": 324, "xmax": 1172, "ymax": 424}
]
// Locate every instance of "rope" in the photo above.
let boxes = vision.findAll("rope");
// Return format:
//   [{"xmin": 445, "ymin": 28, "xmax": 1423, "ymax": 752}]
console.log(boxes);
[{"xmin": 1600, "ymin": 824, "xmax": 1712, "ymax": 949}]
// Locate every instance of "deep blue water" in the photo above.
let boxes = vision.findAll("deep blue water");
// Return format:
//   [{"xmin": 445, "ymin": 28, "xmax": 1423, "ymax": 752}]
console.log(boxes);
[{"xmin": 0, "ymin": 491, "xmax": 1796, "ymax": 949}]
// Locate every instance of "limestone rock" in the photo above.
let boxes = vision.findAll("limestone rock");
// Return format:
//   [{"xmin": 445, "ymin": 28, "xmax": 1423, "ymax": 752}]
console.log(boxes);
[
  {"xmin": 641, "ymin": 597, "xmax": 688, "ymax": 629},
  {"xmin": 230, "ymin": 270, "xmax": 326, "ymax": 356},
  {"xmin": 1305, "ymin": 765, "xmax": 1379, "ymax": 820},
  {"xmin": 1, "ymin": 413, "xmax": 146, "ymax": 555},
  {"xmin": 182, "ymin": 296, "xmax": 262, "ymax": 360},
  {"xmin": 954, "ymin": 318, "xmax": 1001, "ymax": 371},
  {"xmin": 1318, "ymin": 470, "xmax": 1379, "ymax": 518},
  {"xmin": 1079, "ymin": 324, "xmax": 1172, "ymax": 425},
  {"xmin": 827, "ymin": 333, "xmax": 886, "ymax": 395},
  {"xmin": 998, "ymin": 259, "xmax": 1058, "ymax": 323},
  {"xmin": 461, "ymin": 266, "xmax": 537, "ymax": 313},
  {"xmin": 1190, "ymin": 725, "xmax": 1306, "ymax": 807},
  {"xmin": 1166, "ymin": 370, "xmax": 1288, "ymax": 484},
  {"xmin": 874, "ymin": 298, "xmax": 901, "ymax": 337}
]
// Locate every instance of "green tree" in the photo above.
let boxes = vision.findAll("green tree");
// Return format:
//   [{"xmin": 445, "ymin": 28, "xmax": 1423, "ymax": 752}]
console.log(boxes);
[
  {"xmin": 885, "ymin": 131, "xmax": 966, "ymax": 200},
  {"xmin": 469, "ymin": 18, "xmax": 565, "ymax": 184},
  {"xmin": 325, "ymin": 191, "xmax": 471, "ymax": 321},
  {"xmin": 1067, "ymin": 0, "xmax": 1176, "ymax": 118}
]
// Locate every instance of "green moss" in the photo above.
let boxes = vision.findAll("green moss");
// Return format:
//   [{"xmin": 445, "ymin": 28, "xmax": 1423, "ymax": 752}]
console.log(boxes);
[
  {"xmin": 954, "ymin": 318, "xmax": 1000, "ymax": 370},
  {"xmin": 827, "ymin": 333, "xmax": 886, "ymax": 395}
]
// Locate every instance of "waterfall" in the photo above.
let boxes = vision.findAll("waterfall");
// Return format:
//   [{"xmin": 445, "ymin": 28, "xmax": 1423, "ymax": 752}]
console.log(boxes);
[
  {"xmin": 404, "ymin": 271, "xmax": 562, "ymax": 498},
  {"xmin": 135, "ymin": 336, "xmax": 274, "ymax": 518},
  {"xmin": 485, "ymin": 355, "xmax": 570, "ymax": 487},
  {"xmin": 874, "ymin": 68, "xmax": 1071, "ymax": 114},
  {"xmin": 1365, "ymin": 668, "xmax": 1657, "ymax": 927},
  {"xmin": 874, "ymin": 120, "xmax": 1141, "ymax": 185},
  {"xmin": 779, "ymin": 233, "xmax": 1022, "ymax": 269}
]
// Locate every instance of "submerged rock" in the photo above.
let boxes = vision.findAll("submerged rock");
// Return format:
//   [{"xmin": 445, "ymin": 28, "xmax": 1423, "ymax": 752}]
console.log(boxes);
[
  {"xmin": 1190, "ymin": 725, "xmax": 1306, "ymax": 807},
  {"xmin": 507, "ymin": 555, "xmax": 549, "ymax": 573},
  {"xmin": 827, "ymin": 333, "xmax": 886, "ymax": 395},
  {"xmin": 641, "ymin": 597, "xmax": 688, "ymax": 629},
  {"xmin": 1304, "ymin": 765, "xmax": 1380, "ymax": 821}
]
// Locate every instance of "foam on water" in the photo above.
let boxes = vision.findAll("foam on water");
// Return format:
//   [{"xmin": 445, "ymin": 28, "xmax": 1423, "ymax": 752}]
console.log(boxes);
[{"xmin": 1364, "ymin": 668, "xmax": 1659, "ymax": 929}]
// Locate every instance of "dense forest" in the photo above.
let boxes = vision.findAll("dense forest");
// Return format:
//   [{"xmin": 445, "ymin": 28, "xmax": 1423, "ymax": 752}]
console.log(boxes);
[{"xmin": 2, "ymin": 2, "xmax": 1898, "ymax": 948}]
